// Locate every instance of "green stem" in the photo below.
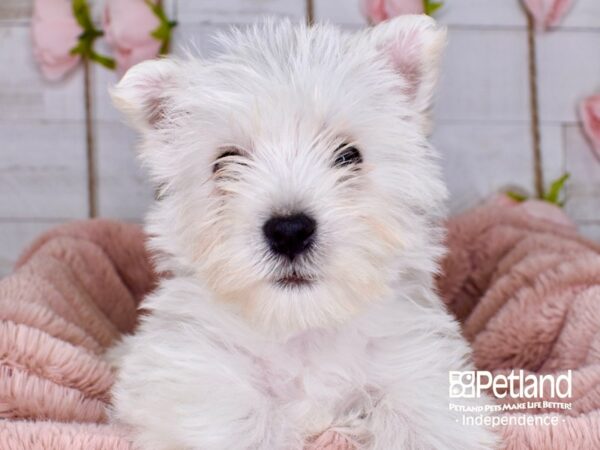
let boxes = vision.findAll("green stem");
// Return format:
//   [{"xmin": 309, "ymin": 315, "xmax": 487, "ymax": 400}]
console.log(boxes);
[
  {"xmin": 146, "ymin": 0, "xmax": 177, "ymax": 55},
  {"xmin": 71, "ymin": 0, "xmax": 115, "ymax": 70}
]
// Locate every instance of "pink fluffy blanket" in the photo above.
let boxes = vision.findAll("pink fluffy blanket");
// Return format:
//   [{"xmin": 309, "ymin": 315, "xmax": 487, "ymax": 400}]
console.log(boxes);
[{"xmin": 1, "ymin": 200, "xmax": 600, "ymax": 449}]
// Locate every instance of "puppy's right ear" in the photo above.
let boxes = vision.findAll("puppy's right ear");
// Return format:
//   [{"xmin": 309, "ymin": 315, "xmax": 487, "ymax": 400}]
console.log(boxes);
[{"xmin": 110, "ymin": 58, "xmax": 181, "ymax": 131}]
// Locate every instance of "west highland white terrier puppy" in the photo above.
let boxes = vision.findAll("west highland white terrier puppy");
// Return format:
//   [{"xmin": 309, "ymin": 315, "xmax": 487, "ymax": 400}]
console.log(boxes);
[{"xmin": 110, "ymin": 15, "xmax": 498, "ymax": 450}]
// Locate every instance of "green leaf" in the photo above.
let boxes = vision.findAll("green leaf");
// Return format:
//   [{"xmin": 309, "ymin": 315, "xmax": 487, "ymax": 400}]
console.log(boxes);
[
  {"xmin": 72, "ymin": 0, "xmax": 95, "ymax": 31},
  {"xmin": 505, "ymin": 191, "xmax": 528, "ymax": 202},
  {"xmin": 543, "ymin": 173, "xmax": 570, "ymax": 206},
  {"xmin": 423, "ymin": 0, "xmax": 443, "ymax": 16},
  {"xmin": 145, "ymin": 0, "xmax": 169, "ymax": 22},
  {"xmin": 90, "ymin": 52, "xmax": 116, "ymax": 70},
  {"xmin": 151, "ymin": 24, "xmax": 170, "ymax": 41}
]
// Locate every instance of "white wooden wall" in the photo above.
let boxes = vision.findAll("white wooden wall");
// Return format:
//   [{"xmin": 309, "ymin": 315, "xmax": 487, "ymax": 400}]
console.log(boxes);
[{"xmin": 1, "ymin": 0, "xmax": 600, "ymax": 275}]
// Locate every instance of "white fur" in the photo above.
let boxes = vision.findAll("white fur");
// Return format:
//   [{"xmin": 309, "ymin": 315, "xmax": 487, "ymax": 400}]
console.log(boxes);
[{"xmin": 110, "ymin": 16, "xmax": 498, "ymax": 450}]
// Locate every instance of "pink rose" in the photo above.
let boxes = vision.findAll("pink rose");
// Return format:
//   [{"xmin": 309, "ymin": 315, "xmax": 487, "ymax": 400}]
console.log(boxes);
[
  {"xmin": 521, "ymin": 0, "xmax": 575, "ymax": 29},
  {"xmin": 360, "ymin": 0, "xmax": 424, "ymax": 24},
  {"xmin": 103, "ymin": 0, "xmax": 162, "ymax": 76},
  {"xmin": 32, "ymin": 0, "xmax": 82, "ymax": 80},
  {"xmin": 580, "ymin": 95, "xmax": 600, "ymax": 159}
]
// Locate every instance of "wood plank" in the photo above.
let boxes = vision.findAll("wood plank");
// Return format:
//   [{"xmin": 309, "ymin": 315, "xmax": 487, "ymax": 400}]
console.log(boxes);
[
  {"xmin": 0, "ymin": 220, "xmax": 63, "ymax": 277},
  {"xmin": 434, "ymin": 28, "xmax": 530, "ymax": 122},
  {"xmin": 540, "ymin": 124, "xmax": 566, "ymax": 186},
  {"xmin": 0, "ymin": 26, "xmax": 85, "ymax": 121},
  {"xmin": 436, "ymin": 0, "xmax": 526, "ymax": 28},
  {"xmin": 313, "ymin": 0, "xmax": 363, "ymax": 26},
  {"xmin": 96, "ymin": 122, "xmax": 153, "ymax": 220},
  {"xmin": 578, "ymin": 222, "xmax": 600, "ymax": 243},
  {"xmin": 0, "ymin": 0, "xmax": 32, "ymax": 24},
  {"xmin": 175, "ymin": 0, "xmax": 305, "ymax": 24},
  {"xmin": 171, "ymin": 23, "xmax": 232, "ymax": 58},
  {"xmin": 431, "ymin": 122, "xmax": 534, "ymax": 213},
  {"xmin": 563, "ymin": 125, "xmax": 600, "ymax": 222},
  {"xmin": 0, "ymin": 121, "xmax": 88, "ymax": 220},
  {"xmin": 559, "ymin": 0, "xmax": 600, "ymax": 30},
  {"xmin": 537, "ymin": 30, "xmax": 600, "ymax": 123},
  {"xmin": 0, "ymin": 0, "xmax": 179, "ymax": 27},
  {"xmin": 314, "ymin": 0, "xmax": 526, "ymax": 28},
  {"xmin": 92, "ymin": 64, "xmax": 123, "ymax": 123}
]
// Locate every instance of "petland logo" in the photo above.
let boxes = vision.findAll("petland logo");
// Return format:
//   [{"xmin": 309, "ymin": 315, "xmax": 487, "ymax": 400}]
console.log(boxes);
[{"xmin": 449, "ymin": 370, "xmax": 572, "ymax": 400}]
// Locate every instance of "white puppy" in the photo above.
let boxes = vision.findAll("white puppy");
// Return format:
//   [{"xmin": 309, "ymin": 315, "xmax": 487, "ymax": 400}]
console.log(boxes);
[{"xmin": 110, "ymin": 16, "xmax": 498, "ymax": 450}]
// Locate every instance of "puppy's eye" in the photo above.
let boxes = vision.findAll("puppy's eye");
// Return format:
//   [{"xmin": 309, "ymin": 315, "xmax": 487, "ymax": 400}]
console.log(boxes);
[
  {"xmin": 212, "ymin": 149, "xmax": 243, "ymax": 174},
  {"xmin": 334, "ymin": 144, "xmax": 362, "ymax": 168}
]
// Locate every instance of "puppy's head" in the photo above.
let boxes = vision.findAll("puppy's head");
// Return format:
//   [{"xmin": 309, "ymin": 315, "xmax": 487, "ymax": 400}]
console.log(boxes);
[{"xmin": 112, "ymin": 16, "xmax": 447, "ymax": 335}]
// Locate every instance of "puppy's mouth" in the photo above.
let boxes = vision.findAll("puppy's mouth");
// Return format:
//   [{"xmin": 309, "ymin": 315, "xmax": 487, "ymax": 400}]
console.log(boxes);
[{"xmin": 275, "ymin": 272, "xmax": 316, "ymax": 288}]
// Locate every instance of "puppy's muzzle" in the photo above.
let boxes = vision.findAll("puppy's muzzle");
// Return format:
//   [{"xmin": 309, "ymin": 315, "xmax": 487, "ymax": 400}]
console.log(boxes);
[{"xmin": 263, "ymin": 213, "xmax": 316, "ymax": 260}]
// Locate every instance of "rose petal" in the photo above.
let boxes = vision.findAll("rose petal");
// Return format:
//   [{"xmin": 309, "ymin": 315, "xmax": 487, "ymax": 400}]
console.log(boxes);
[
  {"xmin": 385, "ymin": 0, "xmax": 425, "ymax": 16},
  {"xmin": 33, "ymin": 0, "xmax": 74, "ymax": 21},
  {"xmin": 114, "ymin": 40, "xmax": 162, "ymax": 77},
  {"xmin": 546, "ymin": 0, "xmax": 575, "ymax": 27},
  {"xmin": 103, "ymin": 0, "xmax": 162, "ymax": 75},
  {"xmin": 32, "ymin": 0, "xmax": 82, "ymax": 80},
  {"xmin": 521, "ymin": 0, "xmax": 574, "ymax": 29},
  {"xmin": 360, "ymin": 0, "xmax": 424, "ymax": 24},
  {"xmin": 580, "ymin": 95, "xmax": 600, "ymax": 159}
]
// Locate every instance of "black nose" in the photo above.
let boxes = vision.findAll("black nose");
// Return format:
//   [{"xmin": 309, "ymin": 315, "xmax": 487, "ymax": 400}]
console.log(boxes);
[{"xmin": 263, "ymin": 213, "xmax": 316, "ymax": 260}]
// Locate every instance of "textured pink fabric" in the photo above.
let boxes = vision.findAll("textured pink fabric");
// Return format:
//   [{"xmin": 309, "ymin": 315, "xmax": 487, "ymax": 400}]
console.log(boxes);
[
  {"xmin": 1, "ymin": 206, "xmax": 600, "ymax": 448},
  {"xmin": 0, "ymin": 421, "xmax": 132, "ymax": 450},
  {"xmin": 0, "ymin": 219, "xmax": 155, "ymax": 448},
  {"xmin": 439, "ymin": 201, "xmax": 600, "ymax": 449}
]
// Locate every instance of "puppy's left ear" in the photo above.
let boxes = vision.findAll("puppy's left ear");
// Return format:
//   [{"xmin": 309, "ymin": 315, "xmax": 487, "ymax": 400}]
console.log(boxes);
[{"xmin": 368, "ymin": 15, "xmax": 446, "ymax": 121}]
